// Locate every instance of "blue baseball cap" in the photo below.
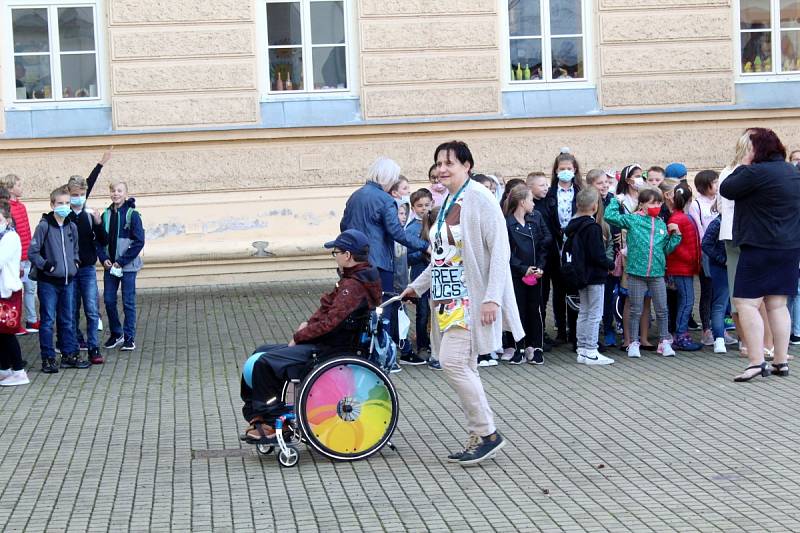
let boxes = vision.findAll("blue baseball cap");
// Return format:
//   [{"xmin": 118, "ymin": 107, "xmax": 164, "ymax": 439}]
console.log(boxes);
[
  {"xmin": 664, "ymin": 163, "xmax": 687, "ymax": 178},
  {"xmin": 324, "ymin": 229, "xmax": 369, "ymax": 255}
]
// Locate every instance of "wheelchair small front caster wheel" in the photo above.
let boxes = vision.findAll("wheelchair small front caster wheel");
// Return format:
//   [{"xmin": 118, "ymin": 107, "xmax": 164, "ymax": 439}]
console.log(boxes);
[
  {"xmin": 278, "ymin": 447, "xmax": 299, "ymax": 467},
  {"xmin": 256, "ymin": 444, "xmax": 274, "ymax": 455}
]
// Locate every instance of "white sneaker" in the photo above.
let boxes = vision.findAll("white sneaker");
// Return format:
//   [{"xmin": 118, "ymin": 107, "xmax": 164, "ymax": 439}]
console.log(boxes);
[
  {"xmin": 627, "ymin": 342, "xmax": 641, "ymax": 358},
  {"xmin": 724, "ymin": 332, "xmax": 737, "ymax": 345},
  {"xmin": 500, "ymin": 347, "xmax": 515, "ymax": 361},
  {"xmin": 576, "ymin": 347, "xmax": 586, "ymax": 357},
  {"xmin": 0, "ymin": 368, "xmax": 13, "ymax": 380},
  {"xmin": 701, "ymin": 329, "xmax": 714, "ymax": 346},
  {"xmin": 577, "ymin": 349, "xmax": 615, "ymax": 365},
  {"xmin": 478, "ymin": 358, "xmax": 498, "ymax": 367},
  {"xmin": 98, "ymin": 319, "xmax": 103, "ymax": 331},
  {"xmin": 658, "ymin": 339, "xmax": 675, "ymax": 357},
  {"xmin": 0, "ymin": 370, "xmax": 29, "ymax": 386},
  {"xmin": 713, "ymin": 337, "xmax": 727, "ymax": 354}
]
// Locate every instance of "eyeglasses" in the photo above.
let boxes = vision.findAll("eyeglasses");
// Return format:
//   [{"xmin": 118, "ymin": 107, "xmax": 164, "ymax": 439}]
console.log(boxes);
[{"xmin": 331, "ymin": 250, "xmax": 346, "ymax": 257}]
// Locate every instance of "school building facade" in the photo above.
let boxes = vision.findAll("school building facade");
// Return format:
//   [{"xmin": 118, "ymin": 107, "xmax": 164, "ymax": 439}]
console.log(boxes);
[{"xmin": 0, "ymin": 0, "xmax": 798, "ymax": 286}]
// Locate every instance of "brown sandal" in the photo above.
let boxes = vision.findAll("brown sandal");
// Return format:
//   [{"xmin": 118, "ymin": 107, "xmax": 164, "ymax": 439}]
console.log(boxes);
[{"xmin": 244, "ymin": 421, "xmax": 277, "ymax": 444}]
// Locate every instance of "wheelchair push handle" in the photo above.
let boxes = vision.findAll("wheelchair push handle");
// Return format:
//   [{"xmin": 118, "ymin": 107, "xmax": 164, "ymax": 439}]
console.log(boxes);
[{"xmin": 378, "ymin": 295, "xmax": 404, "ymax": 309}]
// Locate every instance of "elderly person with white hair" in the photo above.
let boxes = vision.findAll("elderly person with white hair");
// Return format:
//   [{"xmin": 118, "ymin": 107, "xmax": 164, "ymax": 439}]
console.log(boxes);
[{"xmin": 340, "ymin": 158, "xmax": 431, "ymax": 370}]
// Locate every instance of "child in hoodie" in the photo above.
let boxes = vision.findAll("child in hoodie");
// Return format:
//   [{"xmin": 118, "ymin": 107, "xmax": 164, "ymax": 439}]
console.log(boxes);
[
  {"xmin": 566, "ymin": 188, "xmax": 616, "ymax": 366},
  {"xmin": 97, "ymin": 180, "xmax": 144, "ymax": 352},
  {"xmin": 28, "ymin": 186, "xmax": 84, "ymax": 373},
  {"xmin": 406, "ymin": 188, "xmax": 434, "ymax": 361},
  {"xmin": 605, "ymin": 187, "xmax": 682, "ymax": 358}
]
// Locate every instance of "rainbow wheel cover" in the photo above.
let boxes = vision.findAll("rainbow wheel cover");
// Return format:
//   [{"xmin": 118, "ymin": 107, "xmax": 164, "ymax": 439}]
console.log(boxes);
[{"xmin": 301, "ymin": 360, "xmax": 395, "ymax": 458}]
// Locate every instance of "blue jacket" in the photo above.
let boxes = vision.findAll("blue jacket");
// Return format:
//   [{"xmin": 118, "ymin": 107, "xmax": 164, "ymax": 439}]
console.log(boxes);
[
  {"xmin": 405, "ymin": 217, "xmax": 428, "ymax": 282},
  {"xmin": 96, "ymin": 198, "xmax": 145, "ymax": 273},
  {"xmin": 701, "ymin": 215, "xmax": 726, "ymax": 267},
  {"xmin": 340, "ymin": 181, "xmax": 428, "ymax": 272}
]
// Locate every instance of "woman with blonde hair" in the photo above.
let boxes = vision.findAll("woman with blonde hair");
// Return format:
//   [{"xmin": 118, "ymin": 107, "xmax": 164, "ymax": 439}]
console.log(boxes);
[{"xmin": 718, "ymin": 131, "xmax": 774, "ymax": 361}]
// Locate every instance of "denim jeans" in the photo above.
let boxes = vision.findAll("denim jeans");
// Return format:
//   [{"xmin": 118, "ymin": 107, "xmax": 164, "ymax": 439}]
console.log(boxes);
[
  {"xmin": 672, "ymin": 275, "xmax": 695, "ymax": 336},
  {"xmin": 708, "ymin": 263, "xmax": 730, "ymax": 340},
  {"xmin": 21, "ymin": 260, "xmax": 37, "ymax": 323},
  {"xmin": 38, "ymin": 280, "xmax": 77, "ymax": 359},
  {"xmin": 73, "ymin": 266, "xmax": 100, "ymax": 349},
  {"xmin": 789, "ymin": 277, "xmax": 800, "ymax": 337},
  {"xmin": 104, "ymin": 271, "xmax": 137, "ymax": 341},
  {"xmin": 415, "ymin": 290, "xmax": 431, "ymax": 351}
]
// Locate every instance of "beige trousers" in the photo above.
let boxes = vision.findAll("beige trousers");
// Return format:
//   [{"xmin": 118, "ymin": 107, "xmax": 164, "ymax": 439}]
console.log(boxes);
[{"xmin": 439, "ymin": 326, "xmax": 496, "ymax": 437}]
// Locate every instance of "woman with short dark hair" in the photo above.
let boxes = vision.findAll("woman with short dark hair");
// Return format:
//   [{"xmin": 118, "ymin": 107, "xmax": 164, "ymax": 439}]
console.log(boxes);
[{"xmin": 719, "ymin": 128, "xmax": 800, "ymax": 381}]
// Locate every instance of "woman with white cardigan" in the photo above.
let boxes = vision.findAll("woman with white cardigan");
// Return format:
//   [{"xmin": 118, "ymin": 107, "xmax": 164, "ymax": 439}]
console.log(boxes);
[
  {"xmin": 401, "ymin": 141, "xmax": 524, "ymax": 466},
  {"xmin": 0, "ymin": 202, "xmax": 29, "ymax": 386}
]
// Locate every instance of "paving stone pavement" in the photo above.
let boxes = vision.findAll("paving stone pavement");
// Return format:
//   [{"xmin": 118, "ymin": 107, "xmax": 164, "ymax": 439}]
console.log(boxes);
[{"xmin": 1, "ymin": 279, "xmax": 800, "ymax": 532}]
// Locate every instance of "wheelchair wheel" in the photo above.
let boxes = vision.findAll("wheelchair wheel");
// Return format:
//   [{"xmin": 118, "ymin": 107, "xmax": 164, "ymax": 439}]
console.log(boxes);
[
  {"xmin": 256, "ymin": 444, "xmax": 274, "ymax": 455},
  {"xmin": 296, "ymin": 356, "xmax": 398, "ymax": 461},
  {"xmin": 278, "ymin": 446, "xmax": 299, "ymax": 468}
]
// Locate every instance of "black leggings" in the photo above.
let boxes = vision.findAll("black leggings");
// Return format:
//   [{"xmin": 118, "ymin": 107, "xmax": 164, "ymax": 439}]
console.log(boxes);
[
  {"xmin": 513, "ymin": 277, "xmax": 544, "ymax": 350},
  {"xmin": 0, "ymin": 334, "xmax": 23, "ymax": 371}
]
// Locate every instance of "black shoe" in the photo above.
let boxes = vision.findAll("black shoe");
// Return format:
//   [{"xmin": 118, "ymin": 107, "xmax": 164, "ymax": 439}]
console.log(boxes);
[
  {"xmin": 688, "ymin": 316, "xmax": 701, "ymax": 331},
  {"xmin": 72, "ymin": 355, "xmax": 91, "ymax": 369},
  {"xmin": 771, "ymin": 363, "xmax": 789, "ymax": 377},
  {"xmin": 41, "ymin": 358, "xmax": 59, "ymax": 374},
  {"xmin": 554, "ymin": 330, "xmax": 567, "ymax": 345},
  {"xmin": 733, "ymin": 362, "xmax": 769, "ymax": 382},
  {"xmin": 509, "ymin": 349, "xmax": 524, "ymax": 365},
  {"xmin": 60, "ymin": 355, "xmax": 76, "ymax": 369},
  {"xmin": 529, "ymin": 350, "xmax": 544, "ymax": 365},
  {"xmin": 541, "ymin": 341, "xmax": 552, "ymax": 353},
  {"xmin": 121, "ymin": 339, "xmax": 136, "ymax": 351},
  {"xmin": 458, "ymin": 432, "xmax": 507, "ymax": 466},
  {"xmin": 543, "ymin": 333, "xmax": 556, "ymax": 346},
  {"xmin": 104, "ymin": 335, "xmax": 124, "ymax": 349},
  {"xmin": 399, "ymin": 353, "xmax": 427, "ymax": 365},
  {"xmin": 597, "ymin": 342, "xmax": 607, "ymax": 354},
  {"xmin": 790, "ymin": 334, "xmax": 800, "ymax": 345}
]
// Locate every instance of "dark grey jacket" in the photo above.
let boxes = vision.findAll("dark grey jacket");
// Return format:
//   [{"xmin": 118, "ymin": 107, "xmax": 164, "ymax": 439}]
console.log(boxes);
[{"xmin": 28, "ymin": 213, "xmax": 79, "ymax": 285}]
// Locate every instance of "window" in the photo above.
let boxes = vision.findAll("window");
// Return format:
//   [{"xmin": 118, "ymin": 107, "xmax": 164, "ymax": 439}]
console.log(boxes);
[
  {"xmin": 264, "ymin": 0, "xmax": 350, "ymax": 93},
  {"xmin": 6, "ymin": 2, "xmax": 100, "ymax": 102},
  {"xmin": 739, "ymin": 0, "xmax": 800, "ymax": 75},
  {"xmin": 506, "ymin": 0, "xmax": 587, "ymax": 84}
]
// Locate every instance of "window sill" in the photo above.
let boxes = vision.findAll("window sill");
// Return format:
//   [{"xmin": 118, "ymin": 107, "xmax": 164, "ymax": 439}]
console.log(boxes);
[
  {"xmin": 261, "ymin": 92, "xmax": 358, "ymax": 103},
  {"xmin": 5, "ymin": 99, "xmax": 108, "ymax": 111},
  {"xmin": 735, "ymin": 74, "xmax": 800, "ymax": 83},
  {"xmin": 503, "ymin": 80, "xmax": 596, "ymax": 92}
]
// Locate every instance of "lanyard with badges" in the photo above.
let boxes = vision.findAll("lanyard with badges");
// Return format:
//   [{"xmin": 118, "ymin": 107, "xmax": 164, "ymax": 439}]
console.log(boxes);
[{"xmin": 432, "ymin": 179, "xmax": 470, "ymax": 305}]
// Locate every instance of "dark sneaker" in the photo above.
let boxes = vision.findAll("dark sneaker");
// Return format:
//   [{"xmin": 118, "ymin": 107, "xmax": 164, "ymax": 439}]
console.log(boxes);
[
  {"xmin": 78, "ymin": 340, "xmax": 88, "ymax": 351},
  {"xmin": 447, "ymin": 434, "xmax": 481, "ymax": 463},
  {"xmin": 688, "ymin": 317, "xmax": 701, "ymax": 331},
  {"xmin": 399, "ymin": 353, "xmax": 426, "ymax": 365},
  {"xmin": 529, "ymin": 350, "xmax": 544, "ymax": 365},
  {"xmin": 508, "ymin": 349, "xmax": 524, "ymax": 365},
  {"xmin": 60, "ymin": 355, "xmax": 76, "ymax": 369},
  {"xmin": 790, "ymin": 334, "xmax": 800, "ymax": 345},
  {"xmin": 674, "ymin": 333, "xmax": 703, "ymax": 351},
  {"xmin": 41, "ymin": 358, "xmax": 59, "ymax": 374},
  {"xmin": 389, "ymin": 362, "xmax": 402, "ymax": 374},
  {"xmin": 427, "ymin": 359, "xmax": 442, "ymax": 370},
  {"xmin": 25, "ymin": 321, "xmax": 40, "ymax": 333},
  {"xmin": 88, "ymin": 348, "xmax": 104, "ymax": 365},
  {"xmin": 458, "ymin": 432, "xmax": 507, "ymax": 466},
  {"xmin": 121, "ymin": 339, "xmax": 136, "ymax": 351},
  {"xmin": 477, "ymin": 354, "xmax": 497, "ymax": 367},
  {"xmin": 72, "ymin": 355, "xmax": 91, "ymax": 369},
  {"xmin": 104, "ymin": 335, "xmax": 124, "ymax": 349}
]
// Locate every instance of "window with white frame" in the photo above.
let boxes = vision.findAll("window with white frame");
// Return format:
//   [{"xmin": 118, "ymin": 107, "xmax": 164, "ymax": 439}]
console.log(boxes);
[
  {"xmin": 6, "ymin": 2, "xmax": 100, "ymax": 102},
  {"xmin": 264, "ymin": 0, "xmax": 349, "ymax": 93},
  {"xmin": 739, "ymin": 0, "xmax": 800, "ymax": 75},
  {"xmin": 507, "ymin": 0, "xmax": 586, "ymax": 83}
]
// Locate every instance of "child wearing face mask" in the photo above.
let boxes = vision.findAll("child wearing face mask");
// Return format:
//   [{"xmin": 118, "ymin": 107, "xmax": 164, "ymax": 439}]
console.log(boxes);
[
  {"xmin": 606, "ymin": 187, "xmax": 682, "ymax": 358},
  {"xmin": 541, "ymin": 149, "xmax": 583, "ymax": 346},
  {"xmin": 427, "ymin": 164, "xmax": 447, "ymax": 207},
  {"xmin": 666, "ymin": 183, "xmax": 704, "ymax": 351}
]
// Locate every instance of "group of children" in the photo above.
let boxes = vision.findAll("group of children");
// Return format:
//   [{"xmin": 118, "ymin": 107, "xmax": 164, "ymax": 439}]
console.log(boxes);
[
  {"xmin": 392, "ymin": 151, "xmax": 751, "ymax": 369},
  {"xmin": 0, "ymin": 151, "xmax": 144, "ymax": 386}
]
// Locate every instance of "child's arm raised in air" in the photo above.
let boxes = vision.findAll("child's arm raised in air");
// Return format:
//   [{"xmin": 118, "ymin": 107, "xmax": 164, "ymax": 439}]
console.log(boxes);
[
  {"xmin": 604, "ymin": 197, "xmax": 631, "ymax": 230},
  {"xmin": 86, "ymin": 148, "xmax": 112, "ymax": 200}
]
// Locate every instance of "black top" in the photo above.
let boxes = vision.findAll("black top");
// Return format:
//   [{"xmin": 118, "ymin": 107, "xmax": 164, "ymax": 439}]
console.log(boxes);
[
  {"xmin": 65, "ymin": 163, "xmax": 107, "ymax": 268},
  {"xmin": 719, "ymin": 156, "xmax": 800, "ymax": 250},
  {"xmin": 565, "ymin": 215, "xmax": 615, "ymax": 285},
  {"xmin": 535, "ymin": 186, "xmax": 576, "ymax": 254},
  {"xmin": 506, "ymin": 210, "xmax": 551, "ymax": 276}
]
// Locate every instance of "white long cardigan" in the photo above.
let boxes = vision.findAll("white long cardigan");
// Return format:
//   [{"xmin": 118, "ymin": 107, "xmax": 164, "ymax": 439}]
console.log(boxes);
[{"xmin": 409, "ymin": 180, "xmax": 525, "ymax": 355}]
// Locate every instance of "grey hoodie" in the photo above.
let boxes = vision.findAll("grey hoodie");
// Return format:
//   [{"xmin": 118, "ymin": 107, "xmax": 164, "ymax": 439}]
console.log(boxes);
[{"xmin": 28, "ymin": 213, "xmax": 79, "ymax": 285}]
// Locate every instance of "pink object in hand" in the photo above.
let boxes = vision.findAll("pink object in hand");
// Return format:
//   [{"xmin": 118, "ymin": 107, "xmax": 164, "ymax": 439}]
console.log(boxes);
[{"xmin": 522, "ymin": 274, "xmax": 538, "ymax": 286}]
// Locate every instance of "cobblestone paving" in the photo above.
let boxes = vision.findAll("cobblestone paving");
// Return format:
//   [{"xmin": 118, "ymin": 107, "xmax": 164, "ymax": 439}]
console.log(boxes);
[{"xmin": 1, "ymin": 279, "xmax": 799, "ymax": 532}]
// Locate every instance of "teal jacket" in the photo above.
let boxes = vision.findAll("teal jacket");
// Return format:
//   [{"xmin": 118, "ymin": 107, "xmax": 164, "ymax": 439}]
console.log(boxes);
[{"xmin": 605, "ymin": 197, "xmax": 681, "ymax": 278}]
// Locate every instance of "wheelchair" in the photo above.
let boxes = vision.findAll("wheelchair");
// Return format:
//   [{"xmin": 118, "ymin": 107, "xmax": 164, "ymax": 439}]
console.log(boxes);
[{"xmin": 250, "ymin": 296, "xmax": 402, "ymax": 468}]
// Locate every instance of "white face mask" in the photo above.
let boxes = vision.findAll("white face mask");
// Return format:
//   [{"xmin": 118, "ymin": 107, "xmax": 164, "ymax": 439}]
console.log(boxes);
[{"xmin": 631, "ymin": 177, "xmax": 645, "ymax": 190}]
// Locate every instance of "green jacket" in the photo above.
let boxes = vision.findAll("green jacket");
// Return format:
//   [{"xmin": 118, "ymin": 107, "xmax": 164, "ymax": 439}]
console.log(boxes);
[{"xmin": 605, "ymin": 197, "xmax": 681, "ymax": 278}]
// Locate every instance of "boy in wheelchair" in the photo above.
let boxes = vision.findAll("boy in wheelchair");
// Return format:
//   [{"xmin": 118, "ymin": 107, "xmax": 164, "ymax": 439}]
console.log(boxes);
[{"xmin": 240, "ymin": 229, "xmax": 382, "ymax": 444}]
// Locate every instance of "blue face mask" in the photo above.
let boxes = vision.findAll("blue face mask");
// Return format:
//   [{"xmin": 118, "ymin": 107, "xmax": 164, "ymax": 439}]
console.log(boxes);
[
  {"xmin": 557, "ymin": 170, "xmax": 575, "ymax": 182},
  {"xmin": 70, "ymin": 195, "xmax": 86, "ymax": 207},
  {"xmin": 54, "ymin": 205, "xmax": 71, "ymax": 218}
]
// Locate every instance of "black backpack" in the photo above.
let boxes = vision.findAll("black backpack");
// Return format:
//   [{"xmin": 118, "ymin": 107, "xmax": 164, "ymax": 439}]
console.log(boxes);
[{"xmin": 560, "ymin": 226, "xmax": 588, "ymax": 291}]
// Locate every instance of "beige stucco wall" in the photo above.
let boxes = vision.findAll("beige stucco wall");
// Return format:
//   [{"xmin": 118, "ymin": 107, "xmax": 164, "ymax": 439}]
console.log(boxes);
[
  {"xmin": 598, "ymin": 0, "xmax": 734, "ymax": 108},
  {"xmin": 3, "ymin": 108, "xmax": 800, "ymax": 286},
  {"xmin": 107, "ymin": 0, "xmax": 259, "ymax": 129}
]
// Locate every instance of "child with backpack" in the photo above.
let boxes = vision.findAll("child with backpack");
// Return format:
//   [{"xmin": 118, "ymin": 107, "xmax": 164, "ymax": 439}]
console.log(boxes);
[
  {"xmin": 406, "ymin": 188, "xmax": 435, "ymax": 365},
  {"xmin": 701, "ymin": 209, "xmax": 731, "ymax": 353},
  {"xmin": 666, "ymin": 183, "xmax": 704, "ymax": 351},
  {"xmin": 605, "ymin": 187, "xmax": 682, "ymax": 358},
  {"xmin": 97, "ymin": 181, "xmax": 144, "ymax": 352},
  {"xmin": 563, "ymin": 188, "xmax": 616, "ymax": 365}
]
